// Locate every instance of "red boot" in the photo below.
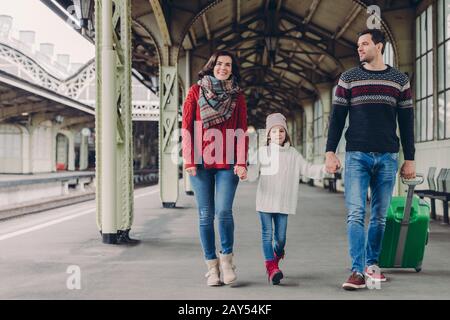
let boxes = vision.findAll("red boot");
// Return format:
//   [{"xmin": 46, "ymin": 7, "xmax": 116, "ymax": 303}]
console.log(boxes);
[
  {"xmin": 265, "ymin": 260, "xmax": 283, "ymax": 285},
  {"xmin": 274, "ymin": 251, "xmax": 285, "ymax": 265}
]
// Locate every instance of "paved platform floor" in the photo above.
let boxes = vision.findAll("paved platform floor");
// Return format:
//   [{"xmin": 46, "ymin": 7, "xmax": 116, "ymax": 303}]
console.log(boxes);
[{"xmin": 0, "ymin": 180, "xmax": 449, "ymax": 300}]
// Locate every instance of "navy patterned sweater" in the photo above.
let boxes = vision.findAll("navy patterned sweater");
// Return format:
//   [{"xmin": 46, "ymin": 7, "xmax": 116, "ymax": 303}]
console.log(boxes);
[{"xmin": 325, "ymin": 65, "xmax": 415, "ymax": 160}]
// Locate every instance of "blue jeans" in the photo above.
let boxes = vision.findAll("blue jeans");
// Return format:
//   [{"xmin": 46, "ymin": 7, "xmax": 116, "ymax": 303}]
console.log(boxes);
[
  {"xmin": 344, "ymin": 151, "xmax": 398, "ymax": 273},
  {"xmin": 189, "ymin": 165, "xmax": 240, "ymax": 260},
  {"xmin": 258, "ymin": 212, "xmax": 288, "ymax": 261}
]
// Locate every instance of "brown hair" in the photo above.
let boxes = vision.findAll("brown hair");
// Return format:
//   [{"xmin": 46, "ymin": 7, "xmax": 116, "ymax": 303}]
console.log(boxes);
[
  {"xmin": 198, "ymin": 50, "xmax": 241, "ymax": 83},
  {"xmin": 266, "ymin": 128, "xmax": 293, "ymax": 147}
]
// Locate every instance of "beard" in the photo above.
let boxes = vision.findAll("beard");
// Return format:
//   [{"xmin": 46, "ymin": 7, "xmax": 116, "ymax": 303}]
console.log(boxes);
[{"xmin": 359, "ymin": 54, "xmax": 373, "ymax": 64}]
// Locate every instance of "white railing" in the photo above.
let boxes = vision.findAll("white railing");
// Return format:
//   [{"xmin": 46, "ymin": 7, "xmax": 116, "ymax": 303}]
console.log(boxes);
[{"xmin": 0, "ymin": 41, "xmax": 160, "ymax": 121}]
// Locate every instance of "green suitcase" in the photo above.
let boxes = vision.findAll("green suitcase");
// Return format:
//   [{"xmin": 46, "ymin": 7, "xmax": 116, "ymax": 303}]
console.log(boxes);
[{"xmin": 379, "ymin": 175, "xmax": 430, "ymax": 272}]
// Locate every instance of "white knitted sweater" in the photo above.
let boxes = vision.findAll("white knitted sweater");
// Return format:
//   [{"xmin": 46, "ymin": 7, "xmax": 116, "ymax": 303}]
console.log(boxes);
[{"xmin": 251, "ymin": 142, "xmax": 325, "ymax": 215}]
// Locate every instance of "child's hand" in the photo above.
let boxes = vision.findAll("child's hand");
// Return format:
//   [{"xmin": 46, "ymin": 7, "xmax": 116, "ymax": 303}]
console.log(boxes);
[
  {"xmin": 234, "ymin": 166, "xmax": 247, "ymax": 180},
  {"xmin": 186, "ymin": 167, "xmax": 197, "ymax": 176}
]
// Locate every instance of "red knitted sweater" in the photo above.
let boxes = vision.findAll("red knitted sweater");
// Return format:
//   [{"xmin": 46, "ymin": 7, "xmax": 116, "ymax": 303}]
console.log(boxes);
[{"xmin": 182, "ymin": 84, "xmax": 248, "ymax": 170}]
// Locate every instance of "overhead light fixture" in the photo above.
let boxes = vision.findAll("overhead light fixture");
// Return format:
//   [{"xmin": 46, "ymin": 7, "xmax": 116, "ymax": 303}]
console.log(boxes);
[
  {"xmin": 265, "ymin": 36, "xmax": 278, "ymax": 52},
  {"xmin": 81, "ymin": 128, "xmax": 91, "ymax": 137},
  {"xmin": 265, "ymin": 36, "xmax": 278, "ymax": 66},
  {"xmin": 73, "ymin": 0, "xmax": 92, "ymax": 35},
  {"xmin": 55, "ymin": 115, "xmax": 64, "ymax": 124}
]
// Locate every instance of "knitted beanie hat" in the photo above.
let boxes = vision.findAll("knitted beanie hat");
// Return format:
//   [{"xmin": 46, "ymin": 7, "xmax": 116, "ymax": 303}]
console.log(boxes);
[{"xmin": 266, "ymin": 113, "xmax": 288, "ymax": 138}]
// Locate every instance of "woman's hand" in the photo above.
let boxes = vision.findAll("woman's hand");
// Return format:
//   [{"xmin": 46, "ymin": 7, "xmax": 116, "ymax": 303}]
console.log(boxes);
[
  {"xmin": 234, "ymin": 166, "xmax": 247, "ymax": 180},
  {"xmin": 186, "ymin": 167, "xmax": 197, "ymax": 176}
]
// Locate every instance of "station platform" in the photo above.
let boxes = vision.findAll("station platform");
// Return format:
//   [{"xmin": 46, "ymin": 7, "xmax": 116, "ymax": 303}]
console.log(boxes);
[
  {"xmin": 0, "ymin": 171, "xmax": 95, "ymax": 219},
  {"xmin": 0, "ymin": 180, "xmax": 449, "ymax": 300}
]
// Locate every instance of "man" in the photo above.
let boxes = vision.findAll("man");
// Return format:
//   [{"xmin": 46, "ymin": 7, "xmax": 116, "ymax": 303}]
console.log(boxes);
[{"xmin": 325, "ymin": 29, "xmax": 416, "ymax": 291}]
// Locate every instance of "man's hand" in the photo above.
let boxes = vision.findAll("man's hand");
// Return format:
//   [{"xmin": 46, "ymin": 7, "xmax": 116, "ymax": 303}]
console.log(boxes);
[
  {"xmin": 186, "ymin": 167, "xmax": 197, "ymax": 176},
  {"xmin": 234, "ymin": 166, "xmax": 247, "ymax": 180},
  {"xmin": 325, "ymin": 152, "xmax": 342, "ymax": 174},
  {"xmin": 400, "ymin": 160, "xmax": 416, "ymax": 179}
]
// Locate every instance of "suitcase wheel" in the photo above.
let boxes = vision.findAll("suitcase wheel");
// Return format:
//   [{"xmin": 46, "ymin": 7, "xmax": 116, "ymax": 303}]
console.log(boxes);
[{"xmin": 415, "ymin": 267, "xmax": 422, "ymax": 272}]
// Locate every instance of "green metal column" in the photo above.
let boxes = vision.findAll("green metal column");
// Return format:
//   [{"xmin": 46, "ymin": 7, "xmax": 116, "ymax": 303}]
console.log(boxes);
[
  {"xmin": 95, "ymin": 0, "xmax": 134, "ymax": 243},
  {"xmin": 114, "ymin": 0, "xmax": 134, "ymax": 236},
  {"xmin": 183, "ymin": 50, "xmax": 193, "ymax": 196},
  {"xmin": 149, "ymin": 0, "xmax": 180, "ymax": 208},
  {"xmin": 159, "ymin": 65, "xmax": 179, "ymax": 207}
]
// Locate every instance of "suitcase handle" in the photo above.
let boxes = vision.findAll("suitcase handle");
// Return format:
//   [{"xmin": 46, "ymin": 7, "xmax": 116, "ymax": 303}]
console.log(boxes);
[
  {"xmin": 394, "ymin": 174, "xmax": 424, "ymax": 267},
  {"xmin": 401, "ymin": 174, "xmax": 423, "ymax": 225},
  {"xmin": 401, "ymin": 174, "xmax": 424, "ymax": 186}
]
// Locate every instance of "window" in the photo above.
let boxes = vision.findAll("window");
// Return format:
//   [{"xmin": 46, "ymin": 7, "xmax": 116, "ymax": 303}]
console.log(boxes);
[
  {"xmin": 437, "ymin": 0, "xmax": 450, "ymax": 139},
  {"xmin": 301, "ymin": 112, "xmax": 306, "ymax": 157},
  {"xmin": 313, "ymin": 99, "xmax": 323, "ymax": 156},
  {"xmin": 415, "ymin": 5, "xmax": 434, "ymax": 142}
]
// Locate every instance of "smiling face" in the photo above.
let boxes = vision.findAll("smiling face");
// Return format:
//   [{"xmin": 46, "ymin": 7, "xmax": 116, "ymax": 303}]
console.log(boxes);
[
  {"xmin": 357, "ymin": 33, "xmax": 382, "ymax": 63},
  {"xmin": 213, "ymin": 55, "xmax": 233, "ymax": 80},
  {"xmin": 269, "ymin": 125, "xmax": 287, "ymax": 146}
]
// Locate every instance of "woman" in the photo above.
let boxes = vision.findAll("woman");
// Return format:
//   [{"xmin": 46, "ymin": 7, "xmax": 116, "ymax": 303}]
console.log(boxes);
[{"xmin": 182, "ymin": 51, "xmax": 248, "ymax": 286}]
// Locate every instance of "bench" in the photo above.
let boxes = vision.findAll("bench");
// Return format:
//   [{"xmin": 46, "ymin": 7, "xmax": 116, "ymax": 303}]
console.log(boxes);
[{"xmin": 414, "ymin": 167, "xmax": 450, "ymax": 224}]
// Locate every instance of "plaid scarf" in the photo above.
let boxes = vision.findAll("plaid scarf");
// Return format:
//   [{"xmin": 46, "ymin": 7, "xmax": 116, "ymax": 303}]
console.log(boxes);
[{"xmin": 197, "ymin": 75, "xmax": 241, "ymax": 128}]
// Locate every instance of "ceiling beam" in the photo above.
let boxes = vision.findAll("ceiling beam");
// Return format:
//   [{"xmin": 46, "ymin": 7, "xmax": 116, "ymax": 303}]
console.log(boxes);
[
  {"xmin": 303, "ymin": 0, "xmax": 321, "ymax": 24},
  {"xmin": 202, "ymin": 14, "xmax": 212, "ymax": 41},
  {"xmin": 235, "ymin": 0, "xmax": 241, "ymax": 24},
  {"xmin": 334, "ymin": 5, "xmax": 362, "ymax": 40},
  {"xmin": 61, "ymin": 115, "xmax": 94, "ymax": 128},
  {"xmin": 282, "ymin": 9, "xmax": 356, "ymax": 50},
  {"xmin": 0, "ymin": 91, "xmax": 29, "ymax": 104},
  {"xmin": 149, "ymin": 0, "xmax": 172, "ymax": 46},
  {"xmin": 239, "ymin": 59, "xmax": 317, "ymax": 93},
  {"xmin": 189, "ymin": 28, "xmax": 198, "ymax": 47},
  {"xmin": 0, "ymin": 101, "xmax": 57, "ymax": 122}
]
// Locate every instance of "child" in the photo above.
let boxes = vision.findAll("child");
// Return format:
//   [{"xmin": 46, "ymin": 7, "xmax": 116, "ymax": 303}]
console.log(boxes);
[{"xmin": 251, "ymin": 113, "xmax": 326, "ymax": 285}]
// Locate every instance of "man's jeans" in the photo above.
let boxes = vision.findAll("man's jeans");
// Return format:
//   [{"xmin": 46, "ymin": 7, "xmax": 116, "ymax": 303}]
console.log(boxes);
[
  {"xmin": 344, "ymin": 151, "xmax": 398, "ymax": 273},
  {"xmin": 189, "ymin": 165, "xmax": 239, "ymax": 260},
  {"xmin": 258, "ymin": 212, "xmax": 288, "ymax": 261}
]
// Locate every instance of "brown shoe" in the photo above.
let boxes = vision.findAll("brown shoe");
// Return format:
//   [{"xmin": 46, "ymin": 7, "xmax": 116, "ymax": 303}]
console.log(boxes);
[{"xmin": 342, "ymin": 272, "xmax": 366, "ymax": 291}]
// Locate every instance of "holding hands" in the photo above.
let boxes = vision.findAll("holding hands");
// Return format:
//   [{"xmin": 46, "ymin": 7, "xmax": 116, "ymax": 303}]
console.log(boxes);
[
  {"xmin": 186, "ymin": 167, "xmax": 197, "ymax": 176},
  {"xmin": 234, "ymin": 166, "xmax": 247, "ymax": 180},
  {"xmin": 325, "ymin": 152, "xmax": 342, "ymax": 174},
  {"xmin": 186, "ymin": 166, "xmax": 247, "ymax": 180}
]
